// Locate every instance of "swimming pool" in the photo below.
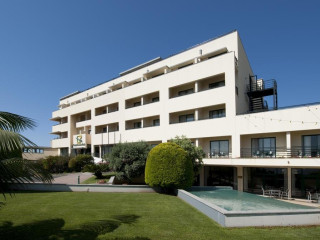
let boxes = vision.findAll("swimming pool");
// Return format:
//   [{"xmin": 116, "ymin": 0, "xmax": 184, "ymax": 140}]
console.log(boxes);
[
  {"xmin": 177, "ymin": 187, "xmax": 320, "ymax": 227},
  {"xmin": 190, "ymin": 187, "xmax": 313, "ymax": 211}
]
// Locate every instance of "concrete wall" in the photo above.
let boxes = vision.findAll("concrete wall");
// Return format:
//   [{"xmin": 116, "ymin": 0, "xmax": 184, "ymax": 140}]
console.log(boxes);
[{"xmin": 177, "ymin": 188, "xmax": 320, "ymax": 227}]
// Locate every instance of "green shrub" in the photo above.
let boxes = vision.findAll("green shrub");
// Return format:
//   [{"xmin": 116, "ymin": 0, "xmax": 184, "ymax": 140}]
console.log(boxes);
[
  {"xmin": 105, "ymin": 141, "xmax": 151, "ymax": 183},
  {"xmin": 41, "ymin": 155, "xmax": 70, "ymax": 173},
  {"xmin": 68, "ymin": 154, "xmax": 94, "ymax": 172},
  {"xmin": 145, "ymin": 142, "xmax": 193, "ymax": 190},
  {"xmin": 171, "ymin": 136, "xmax": 205, "ymax": 175},
  {"xmin": 83, "ymin": 163, "xmax": 109, "ymax": 178}
]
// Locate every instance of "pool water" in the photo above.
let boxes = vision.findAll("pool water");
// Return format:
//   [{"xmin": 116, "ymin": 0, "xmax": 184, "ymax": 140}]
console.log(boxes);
[{"xmin": 189, "ymin": 188, "xmax": 314, "ymax": 211}]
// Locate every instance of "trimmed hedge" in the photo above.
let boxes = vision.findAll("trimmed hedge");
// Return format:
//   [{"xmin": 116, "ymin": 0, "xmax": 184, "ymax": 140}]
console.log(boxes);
[{"xmin": 145, "ymin": 142, "xmax": 193, "ymax": 190}]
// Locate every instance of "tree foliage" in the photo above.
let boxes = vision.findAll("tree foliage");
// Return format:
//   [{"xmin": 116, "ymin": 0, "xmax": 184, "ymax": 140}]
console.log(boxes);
[
  {"xmin": 0, "ymin": 111, "xmax": 52, "ymax": 194},
  {"xmin": 171, "ymin": 135, "xmax": 205, "ymax": 175},
  {"xmin": 105, "ymin": 141, "xmax": 151, "ymax": 183},
  {"xmin": 41, "ymin": 156, "xmax": 70, "ymax": 173},
  {"xmin": 68, "ymin": 154, "xmax": 94, "ymax": 172},
  {"xmin": 145, "ymin": 142, "xmax": 194, "ymax": 190}
]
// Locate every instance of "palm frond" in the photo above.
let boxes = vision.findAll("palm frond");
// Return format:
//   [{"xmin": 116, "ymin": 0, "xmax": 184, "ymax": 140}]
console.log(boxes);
[
  {"xmin": 0, "ymin": 111, "xmax": 36, "ymax": 132},
  {"xmin": 0, "ymin": 129, "xmax": 36, "ymax": 158},
  {"xmin": 0, "ymin": 158, "xmax": 53, "ymax": 193}
]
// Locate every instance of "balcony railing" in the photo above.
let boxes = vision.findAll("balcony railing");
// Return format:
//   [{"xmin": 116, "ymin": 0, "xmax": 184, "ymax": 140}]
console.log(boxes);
[
  {"xmin": 205, "ymin": 152, "xmax": 232, "ymax": 158},
  {"xmin": 247, "ymin": 79, "xmax": 277, "ymax": 92},
  {"xmin": 241, "ymin": 147, "xmax": 320, "ymax": 158}
]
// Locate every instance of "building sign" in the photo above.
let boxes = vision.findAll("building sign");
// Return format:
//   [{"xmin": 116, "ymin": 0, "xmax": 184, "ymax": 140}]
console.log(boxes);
[{"xmin": 73, "ymin": 134, "xmax": 86, "ymax": 148}]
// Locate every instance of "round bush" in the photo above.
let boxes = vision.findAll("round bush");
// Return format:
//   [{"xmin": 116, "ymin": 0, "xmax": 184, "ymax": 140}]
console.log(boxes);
[{"xmin": 145, "ymin": 142, "xmax": 193, "ymax": 190}]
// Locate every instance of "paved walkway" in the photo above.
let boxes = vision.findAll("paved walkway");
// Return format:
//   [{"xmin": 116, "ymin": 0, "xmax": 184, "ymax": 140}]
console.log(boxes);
[{"xmin": 52, "ymin": 172, "xmax": 93, "ymax": 184}]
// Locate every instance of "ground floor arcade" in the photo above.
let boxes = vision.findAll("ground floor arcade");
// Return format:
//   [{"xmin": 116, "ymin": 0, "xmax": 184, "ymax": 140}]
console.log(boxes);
[{"xmin": 199, "ymin": 165, "xmax": 320, "ymax": 199}]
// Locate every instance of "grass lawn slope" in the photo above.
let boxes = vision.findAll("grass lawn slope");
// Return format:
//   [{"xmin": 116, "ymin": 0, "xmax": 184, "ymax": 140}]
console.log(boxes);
[{"xmin": 0, "ymin": 192, "xmax": 320, "ymax": 240}]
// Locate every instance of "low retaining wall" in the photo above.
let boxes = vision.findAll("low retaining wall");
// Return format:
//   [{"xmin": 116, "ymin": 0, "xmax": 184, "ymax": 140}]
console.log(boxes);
[
  {"xmin": 10, "ymin": 183, "xmax": 157, "ymax": 193},
  {"xmin": 177, "ymin": 189, "xmax": 320, "ymax": 227}
]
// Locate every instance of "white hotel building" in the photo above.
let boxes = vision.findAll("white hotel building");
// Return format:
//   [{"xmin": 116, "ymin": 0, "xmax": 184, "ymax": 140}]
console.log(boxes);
[{"xmin": 51, "ymin": 30, "xmax": 320, "ymax": 198}]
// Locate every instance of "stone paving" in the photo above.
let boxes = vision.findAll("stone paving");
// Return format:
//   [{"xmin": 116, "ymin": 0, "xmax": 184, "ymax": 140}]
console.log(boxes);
[{"xmin": 52, "ymin": 172, "xmax": 93, "ymax": 184}]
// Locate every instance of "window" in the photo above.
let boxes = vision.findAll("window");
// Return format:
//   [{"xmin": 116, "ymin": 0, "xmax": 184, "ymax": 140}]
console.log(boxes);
[
  {"xmin": 102, "ymin": 127, "xmax": 107, "ymax": 133},
  {"xmin": 209, "ymin": 109, "xmax": 225, "ymax": 119},
  {"xmin": 302, "ymin": 135, "xmax": 320, "ymax": 157},
  {"xmin": 152, "ymin": 97, "xmax": 159, "ymax": 102},
  {"xmin": 236, "ymin": 86, "xmax": 238, "ymax": 96},
  {"xmin": 153, "ymin": 119, "xmax": 160, "ymax": 126},
  {"xmin": 133, "ymin": 122, "xmax": 142, "ymax": 129},
  {"xmin": 179, "ymin": 114, "xmax": 194, "ymax": 123},
  {"xmin": 210, "ymin": 140, "xmax": 229, "ymax": 157},
  {"xmin": 251, "ymin": 137, "xmax": 276, "ymax": 157},
  {"xmin": 209, "ymin": 81, "xmax": 225, "ymax": 89},
  {"xmin": 133, "ymin": 101, "xmax": 141, "ymax": 107},
  {"xmin": 178, "ymin": 88, "xmax": 194, "ymax": 96}
]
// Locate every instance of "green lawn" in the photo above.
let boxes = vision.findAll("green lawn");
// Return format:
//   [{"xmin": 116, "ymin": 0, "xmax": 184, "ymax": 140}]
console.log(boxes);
[
  {"xmin": 81, "ymin": 172, "xmax": 116, "ymax": 184},
  {"xmin": 0, "ymin": 192, "xmax": 320, "ymax": 240}
]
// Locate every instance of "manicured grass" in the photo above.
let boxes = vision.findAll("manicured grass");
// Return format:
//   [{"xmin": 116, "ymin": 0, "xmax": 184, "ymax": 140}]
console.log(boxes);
[
  {"xmin": 81, "ymin": 172, "xmax": 116, "ymax": 184},
  {"xmin": 0, "ymin": 192, "xmax": 320, "ymax": 240}
]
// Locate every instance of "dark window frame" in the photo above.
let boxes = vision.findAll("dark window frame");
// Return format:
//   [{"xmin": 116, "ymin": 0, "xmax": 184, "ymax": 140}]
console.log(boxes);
[{"xmin": 209, "ymin": 109, "xmax": 226, "ymax": 119}]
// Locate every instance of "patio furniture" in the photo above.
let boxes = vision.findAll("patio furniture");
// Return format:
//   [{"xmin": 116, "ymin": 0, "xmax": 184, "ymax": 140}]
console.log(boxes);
[
  {"xmin": 261, "ymin": 187, "xmax": 272, "ymax": 196},
  {"xmin": 280, "ymin": 189, "xmax": 290, "ymax": 199}
]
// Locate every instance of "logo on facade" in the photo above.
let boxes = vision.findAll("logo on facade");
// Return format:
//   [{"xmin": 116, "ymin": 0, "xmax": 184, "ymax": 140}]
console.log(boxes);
[
  {"xmin": 73, "ymin": 134, "xmax": 86, "ymax": 148},
  {"xmin": 76, "ymin": 135, "xmax": 83, "ymax": 145}
]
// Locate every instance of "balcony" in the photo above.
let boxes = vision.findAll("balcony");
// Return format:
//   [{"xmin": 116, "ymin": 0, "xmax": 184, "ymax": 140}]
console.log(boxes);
[
  {"xmin": 205, "ymin": 151, "xmax": 232, "ymax": 158},
  {"xmin": 52, "ymin": 122, "xmax": 68, "ymax": 133},
  {"xmin": 240, "ymin": 147, "xmax": 320, "ymax": 158},
  {"xmin": 51, "ymin": 138, "xmax": 69, "ymax": 148}
]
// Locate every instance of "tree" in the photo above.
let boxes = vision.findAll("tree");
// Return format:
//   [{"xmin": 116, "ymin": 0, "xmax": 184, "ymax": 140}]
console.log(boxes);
[
  {"xmin": 105, "ymin": 141, "xmax": 151, "ymax": 183},
  {"xmin": 0, "ymin": 111, "xmax": 52, "ymax": 194},
  {"xmin": 145, "ymin": 142, "xmax": 194, "ymax": 191},
  {"xmin": 171, "ymin": 136, "xmax": 205, "ymax": 176},
  {"xmin": 68, "ymin": 154, "xmax": 94, "ymax": 172}
]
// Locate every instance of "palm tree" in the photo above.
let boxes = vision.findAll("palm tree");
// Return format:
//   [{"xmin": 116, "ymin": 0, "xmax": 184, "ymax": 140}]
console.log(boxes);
[{"xmin": 0, "ymin": 111, "xmax": 52, "ymax": 194}]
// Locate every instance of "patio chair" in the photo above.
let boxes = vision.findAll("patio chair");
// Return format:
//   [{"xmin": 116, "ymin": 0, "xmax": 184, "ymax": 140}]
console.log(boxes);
[
  {"xmin": 280, "ymin": 189, "xmax": 290, "ymax": 199},
  {"xmin": 261, "ymin": 187, "xmax": 271, "ymax": 196}
]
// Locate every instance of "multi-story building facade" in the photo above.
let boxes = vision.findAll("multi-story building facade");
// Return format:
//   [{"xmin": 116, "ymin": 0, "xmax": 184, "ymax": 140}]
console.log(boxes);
[{"xmin": 51, "ymin": 30, "xmax": 320, "ymax": 199}]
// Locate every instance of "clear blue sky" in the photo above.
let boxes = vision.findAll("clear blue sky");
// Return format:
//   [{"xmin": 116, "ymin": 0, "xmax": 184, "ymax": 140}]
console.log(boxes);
[{"xmin": 0, "ymin": 0, "xmax": 319, "ymax": 146}]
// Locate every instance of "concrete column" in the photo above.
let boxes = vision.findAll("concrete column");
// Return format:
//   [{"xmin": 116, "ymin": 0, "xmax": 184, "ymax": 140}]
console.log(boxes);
[
  {"xmin": 237, "ymin": 166, "xmax": 244, "ymax": 191},
  {"xmin": 195, "ymin": 138, "xmax": 199, "ymax": 147},
  {"xmin": 99, "ymin": 145, "xmax": 102, "ymax": 158},
  {"xmin": 141, "ymin": 77, "xmax": 144, "ymax": 82},
  {"xmin": 195, "ymin": 81, "xmax": 199, "ymax": 93},
  {"xmin": 286, "ymin": 132, "xmax": 291, "ymax": 158},
  {"xmin": 141, "ymin": 96, "xmax": 144, "ymax": 106},
  {"xmin": 288, "ymin": 167, "xmax": 292, "ymax": 198},
  {"xmin": 141, "ymin": 119, "xmax": 144, "ymax": 128},
  {"xmin": 106, "ymin": 125, "xmax": 109, "ymax": 133},
  {"xmin": 199, "ymin": 167, "xmax": 205, "ymax": 186},
  {"xmin": 122, "ymin": 83, "xmax": 125, "ymax": 89},
  {"xmin": 232, "ymin": 134, "xmax": 241, "ymax": 158},
  {"xmin": 106, "ymin": 106, "xmax": 109, "ymax": 114},
  {"xmin": 194, "ymin": 58, "xmax": 198, "ymax": 64},
  {"xmin": 195, "ymin": 109, "xmax": 199, "ymax": 121}
]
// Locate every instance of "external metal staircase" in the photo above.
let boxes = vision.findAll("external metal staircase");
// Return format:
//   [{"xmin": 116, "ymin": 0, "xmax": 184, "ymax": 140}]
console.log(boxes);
[{"xmin": 247, "ymin": 75, "xmax": 278, "ymax": 113}]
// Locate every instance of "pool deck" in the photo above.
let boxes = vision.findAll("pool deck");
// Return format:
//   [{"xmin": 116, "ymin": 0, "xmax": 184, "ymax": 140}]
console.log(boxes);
[
  {"xmin": 278, "ymin": 198, "xmax": 320, "ymax": 208},
  {"xmin": 178, "ymin": 188, "xmax": 320, "ymax": 227}
]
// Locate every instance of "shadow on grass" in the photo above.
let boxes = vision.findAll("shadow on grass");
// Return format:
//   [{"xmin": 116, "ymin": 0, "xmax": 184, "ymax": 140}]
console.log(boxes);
[{"xmin": 0, "ymin": 214, "xmax": 150, "ymax": 240}]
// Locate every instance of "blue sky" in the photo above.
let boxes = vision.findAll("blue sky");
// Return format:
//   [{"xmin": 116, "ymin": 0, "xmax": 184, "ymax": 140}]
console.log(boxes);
[{"xmin": 0, "ymin": 0, "xmax": 319, "ymax": 146}]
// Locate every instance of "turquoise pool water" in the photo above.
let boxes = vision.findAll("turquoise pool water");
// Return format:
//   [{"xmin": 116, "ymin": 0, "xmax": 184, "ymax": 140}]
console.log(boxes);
[{"xmin": 189, "ymin": 188, "xmax": 314, "ymax": 211}]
